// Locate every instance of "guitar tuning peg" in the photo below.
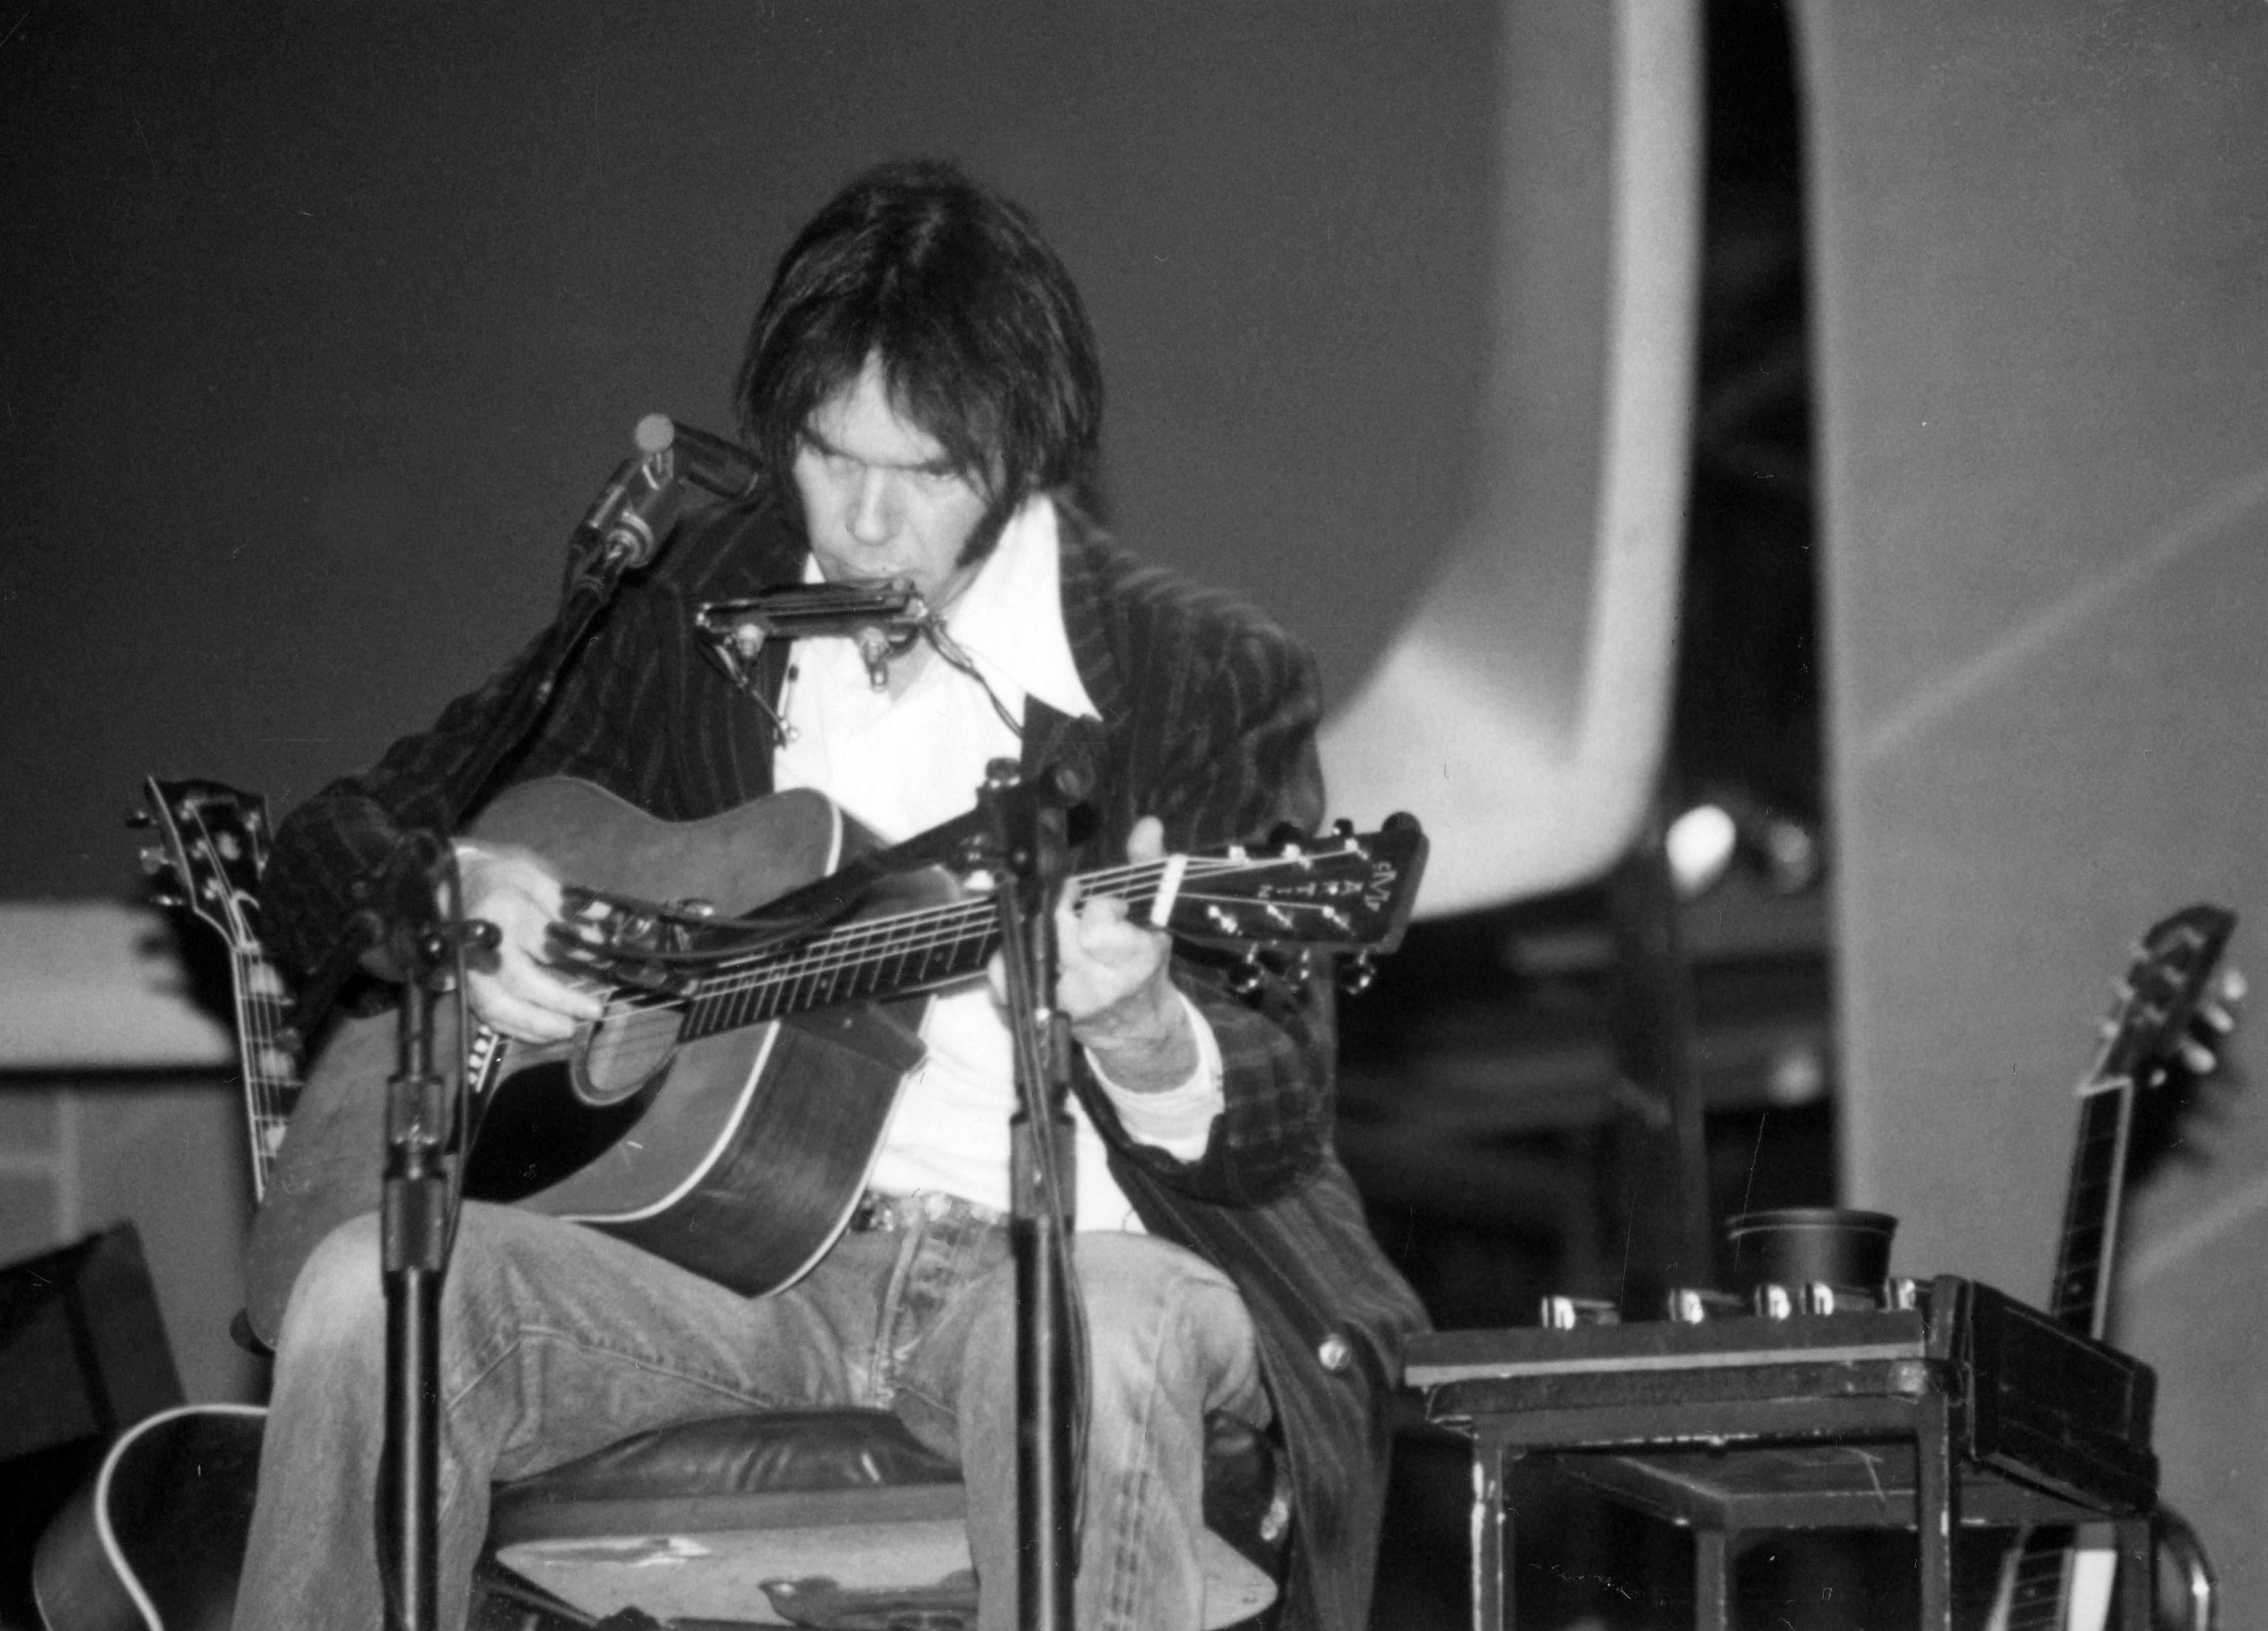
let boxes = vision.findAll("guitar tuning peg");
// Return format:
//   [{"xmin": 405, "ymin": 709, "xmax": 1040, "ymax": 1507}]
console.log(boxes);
[
  {"xmin": 2179, "ymin": 1036, "xmax": 2220, "ymax": 1078},
  {"xmin": 2196, "ymin": 996, "xmax": 2239, "ymax": 1036},
  {"xmin": 2217, "ymin": 967, "xmax": 2249, "ymax": 1004},
  {"xmin": 1338, "ymin": 951, "xmax": 1377, "ymax": 996},
  {"xmin": 1265, "ymin": 822, "xmax": 1308, "ymax": 856},
  {"xmin": 150, "ymin": 890, "xmax": 186, "ymax": 911},
  {"xmin": 1228, "ymin": 953, "xmax": 1268, "ymax": 998},
  {"xmin": 1331, "ymin": 817, "xmax": 1356, "ymax": 840},
  {"xmin": 138, "ymin": 844, "xmax": 168, "ymax": 876},
  {"xmin": 125, "ymin": 809, "xmax": 154, "ymax": 829}
]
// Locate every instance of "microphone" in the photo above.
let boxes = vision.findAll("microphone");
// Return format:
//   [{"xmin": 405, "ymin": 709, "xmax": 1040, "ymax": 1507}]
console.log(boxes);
[
  {"xmin": 566, "ymin": 416, "xmax": 761, "ymax": 600},
  {"xmin": 577, "ymin": 416, "xmax": 685, "ymax": 574},
  {"xmin": 575, "ymin": 415, "xmax": 761, "ymax": 573}
]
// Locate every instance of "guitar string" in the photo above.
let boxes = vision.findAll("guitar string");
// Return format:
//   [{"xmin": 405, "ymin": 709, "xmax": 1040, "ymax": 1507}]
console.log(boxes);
[
  {"xmin": 554, "ymin": 864, "xmax": 1174, "ymax": 1041},
  {"xmin": 575, "ymin": 889, "xmax": 1330, "ymax": 1045},
  {"xmin": 562, "ymin": 853, "xmax": 1353, "ymax": 1048},
  {"xmin": 669, "ymin": 860, "xmax": 1327, "ymax": 1016},
  {"xmin": 592, "ymin": 855, "xmax": 1178, "ymax": 1010},
  {"xmin": 674, "ymin": 859, "xmax": 1335, "ymax": 1006}
]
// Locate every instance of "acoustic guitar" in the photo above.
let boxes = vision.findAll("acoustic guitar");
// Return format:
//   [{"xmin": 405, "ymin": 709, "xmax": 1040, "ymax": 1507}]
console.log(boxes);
[
  {"xmin": 1987, "ymin": 904, "xmax": 2239, "ymax": 1631},
  {"xmin": 244, "ymin": 776, "xmax": 1428, "ymax": 1346}
]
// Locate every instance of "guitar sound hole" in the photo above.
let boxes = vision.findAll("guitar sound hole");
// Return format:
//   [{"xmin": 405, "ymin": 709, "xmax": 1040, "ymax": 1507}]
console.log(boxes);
[{"xmin": 574, "ymin": 1007, "xmax": 683, "ymax": 1105}]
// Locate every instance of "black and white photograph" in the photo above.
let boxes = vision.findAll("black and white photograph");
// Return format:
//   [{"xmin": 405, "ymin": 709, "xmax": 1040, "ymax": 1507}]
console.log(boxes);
[{"xmin": 3, "ymin": 5, "xmax": 2265, "ymax": 1628}]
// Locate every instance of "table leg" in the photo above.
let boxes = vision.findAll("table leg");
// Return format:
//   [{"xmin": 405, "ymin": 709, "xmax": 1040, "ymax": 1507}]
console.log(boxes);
[
  {"xmin": 1471, "ymin": 1433, "xmax": 1511, "ymax": 1631},
  {"xmin": 2116, "ymin": 1517, "xmax": 2151, "ymax": 1630},
  {"xmin": 1695, "ymin": 1529, "xmax": 1730, "ymax": 1631},
  {"xmin": 1915, "ymin": 1393, "xmax": 1953, "ymax": 1631}
]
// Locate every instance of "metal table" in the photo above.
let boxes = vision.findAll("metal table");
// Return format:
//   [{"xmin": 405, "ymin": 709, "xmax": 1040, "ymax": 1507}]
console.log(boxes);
[{"xmin": 1405, "ymin": 1277, "xmax": 2157, "ymax": 1630}]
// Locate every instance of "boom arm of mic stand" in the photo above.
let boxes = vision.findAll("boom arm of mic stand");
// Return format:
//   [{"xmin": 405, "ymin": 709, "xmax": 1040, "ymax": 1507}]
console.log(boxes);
[{"xmin": 290, "ymin": 524, "xmax": 646, "ymax": 1037}]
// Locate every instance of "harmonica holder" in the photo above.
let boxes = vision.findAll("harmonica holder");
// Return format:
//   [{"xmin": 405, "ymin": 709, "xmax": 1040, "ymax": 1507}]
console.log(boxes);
[{"xmin": 695, "ymin": 583, "xmax": 935, "ymax": 735}]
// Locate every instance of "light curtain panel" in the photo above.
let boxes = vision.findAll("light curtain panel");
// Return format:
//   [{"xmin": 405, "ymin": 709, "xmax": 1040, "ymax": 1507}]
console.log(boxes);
[{"xmin": 1798, "ymin": 2, "xmax": 2268, "ymax": 1606}]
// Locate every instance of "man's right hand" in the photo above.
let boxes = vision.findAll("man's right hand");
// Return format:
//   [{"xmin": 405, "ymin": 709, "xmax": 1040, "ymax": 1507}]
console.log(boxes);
[{"xmin": 451, "ymin": 840, "xmax": 608, "ymax": 1043}]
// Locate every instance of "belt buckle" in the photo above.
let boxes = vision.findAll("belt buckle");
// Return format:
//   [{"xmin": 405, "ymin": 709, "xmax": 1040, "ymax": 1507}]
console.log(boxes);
[{"xmin": 849, "ymin": 1192, "xmax": 897, "ymax": 1233}]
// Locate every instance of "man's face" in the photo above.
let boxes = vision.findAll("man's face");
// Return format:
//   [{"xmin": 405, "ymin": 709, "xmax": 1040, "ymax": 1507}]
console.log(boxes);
[{"xmin": 793, "ymin": 356, "xmax": 992, "ymax": 609}]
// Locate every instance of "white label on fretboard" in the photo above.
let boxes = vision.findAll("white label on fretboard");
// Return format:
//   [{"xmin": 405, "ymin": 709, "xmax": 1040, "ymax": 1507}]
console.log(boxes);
[{"xmin": 1147, "ymin": 855, "xmax": 1188, "ymax": 928}]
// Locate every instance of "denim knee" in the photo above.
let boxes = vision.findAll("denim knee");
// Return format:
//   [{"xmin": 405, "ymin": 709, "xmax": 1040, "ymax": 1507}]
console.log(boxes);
[{"xmin": 276, "ymin": 1211, "xmax": 386, "ymax": 1368}]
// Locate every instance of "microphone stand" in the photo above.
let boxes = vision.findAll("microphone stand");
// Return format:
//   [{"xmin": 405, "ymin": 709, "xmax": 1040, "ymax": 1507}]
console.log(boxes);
[
  {"xmin": 365, "ymin": 834, "xmax": 487, "ymax": 1631},
  {"xmin": 975, "ymin": 758, "xmax": 1085, "ymax": 1631},
  {"xmin": 288, "ymin": 424, "xmax": 698, "ymax": 1631}
]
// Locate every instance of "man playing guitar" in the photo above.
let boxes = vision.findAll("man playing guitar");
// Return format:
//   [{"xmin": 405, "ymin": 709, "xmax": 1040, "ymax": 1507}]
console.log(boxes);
[{"xmin": 234, "ymin": 160, "xmax": 1426, "ymax": 1631}]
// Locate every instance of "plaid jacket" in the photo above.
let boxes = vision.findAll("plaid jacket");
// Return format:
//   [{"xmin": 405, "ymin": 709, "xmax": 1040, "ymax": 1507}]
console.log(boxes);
[{"xmin": 264, "ymin": 495, "xmax": 1428, "ymax": 1631}]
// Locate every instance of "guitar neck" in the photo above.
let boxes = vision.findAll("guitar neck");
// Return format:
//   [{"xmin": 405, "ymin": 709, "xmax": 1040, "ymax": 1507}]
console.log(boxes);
[
  {"xmin": 2046, "ymin": 1072, "xmax": 2134, "ymax": 1338},
  {"xmin": 2000, "ymin": 1539, "xmax": 2078, "ymax": 1631},
  {"xmin": 230, "ymin": 947, "xmax": 302, "ymax": 1203},
  {"xmin": 682, "ymin": 860, "xmax": 1171, "ymax": 1041}
]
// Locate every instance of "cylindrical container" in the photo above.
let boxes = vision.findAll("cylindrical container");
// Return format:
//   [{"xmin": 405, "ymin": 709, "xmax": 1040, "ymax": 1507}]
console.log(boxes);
[{"xmin": 1724, "ymin": 1207, "xmax": 1897, "ymax": 1294}]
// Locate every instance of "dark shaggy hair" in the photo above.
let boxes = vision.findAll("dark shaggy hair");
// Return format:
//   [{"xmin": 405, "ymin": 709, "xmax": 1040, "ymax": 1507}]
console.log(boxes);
[{"xmin": 735, "ymin": 159, "xmax": 1103, "ymax": 555}]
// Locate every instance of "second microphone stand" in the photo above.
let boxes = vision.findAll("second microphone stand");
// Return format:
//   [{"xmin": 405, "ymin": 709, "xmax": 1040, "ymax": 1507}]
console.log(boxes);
[{"xmin": 974, "ymin": 759, "xmax": 1087, "ymax": 1631}]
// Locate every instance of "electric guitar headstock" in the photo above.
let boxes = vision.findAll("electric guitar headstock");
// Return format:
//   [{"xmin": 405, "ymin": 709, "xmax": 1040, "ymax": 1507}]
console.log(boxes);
[
  {"xmin": 132, "ymin": 776, "xmax": 300, "ymax": 1199},
  {"xmin": 2107, "ymin": 905, "xmax": 2244, "ymax": 1199},
  {"xmin": 136, "ymin": 777, "xmax": 274, "ymax": 957},
  {"xmin": 2096, "ymin": 903, "xmax": 2241, "ymax": 1092}
]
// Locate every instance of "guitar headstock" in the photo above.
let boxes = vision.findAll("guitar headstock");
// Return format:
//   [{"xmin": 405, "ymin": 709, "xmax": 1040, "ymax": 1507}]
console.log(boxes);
[
  {"xmin": 1160, "ymin": 812, "xmax": 1428, "ymax": 957},
  {"xmin": 2101, "ymin": 903, "xmax": 2241, "ymax": 1093},
  {"xmin": 137, "ymin": 776, "xmax": 274, "ymax": 959}
]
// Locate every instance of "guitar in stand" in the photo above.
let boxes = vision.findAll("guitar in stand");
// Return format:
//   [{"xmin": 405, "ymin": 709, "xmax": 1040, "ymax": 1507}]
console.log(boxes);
[
  {"xmin": 1987, "ymin": 904, "xmax": 2241, "ymax": 1631},
  {"xmin": 33, "ymin": 780, "xmax": 292, "ymax": 1631}
]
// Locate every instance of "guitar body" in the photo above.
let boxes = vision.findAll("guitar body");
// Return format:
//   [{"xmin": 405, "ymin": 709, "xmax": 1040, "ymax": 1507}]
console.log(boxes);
[
  {"xmin": 244, "ymin": 781, "xmax": 934, "ymax": 1349},
  {"xmin": 32, "ymin": 1405, "xmax": 265, "ymax": 1631}
]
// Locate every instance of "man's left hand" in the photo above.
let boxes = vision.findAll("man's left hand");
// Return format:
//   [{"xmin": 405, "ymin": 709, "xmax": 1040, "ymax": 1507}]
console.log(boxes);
[{"xmin": 992, "ymin": 815, "xmax": 1199, "ymax": 1093}]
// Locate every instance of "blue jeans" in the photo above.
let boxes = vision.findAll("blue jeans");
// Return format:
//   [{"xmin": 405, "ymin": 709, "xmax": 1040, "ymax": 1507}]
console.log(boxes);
[{"xmin": 235, "ymin": 1197, "xmax": 1266, "ymax": 1631}]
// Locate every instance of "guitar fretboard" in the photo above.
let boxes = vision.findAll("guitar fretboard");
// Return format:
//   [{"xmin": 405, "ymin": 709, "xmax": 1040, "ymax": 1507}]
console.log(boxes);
[
  {"xmin": 232, "ymin": 949, "xmax": 302, "ymax": 1202},
  {"xmin": 2048, "ymin": 1078, "xmax": 2132, "ymax": 1335},
  {"xmin": 680, "ymin": 864, "xmax": 1169, "ymax": 1039}
]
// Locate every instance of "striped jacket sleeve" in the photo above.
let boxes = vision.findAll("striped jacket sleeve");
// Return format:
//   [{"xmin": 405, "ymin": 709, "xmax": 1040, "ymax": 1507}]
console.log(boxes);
[{"xmin": 1062, "ymin": 539, "xmax": 1338, "ymax": 1210}]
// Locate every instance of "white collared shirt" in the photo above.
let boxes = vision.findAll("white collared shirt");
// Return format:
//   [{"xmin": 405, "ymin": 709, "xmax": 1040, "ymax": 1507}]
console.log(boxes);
[{"xmin": 772, "ymin": 496, "xmax": 1224, "ymax": 1230}]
